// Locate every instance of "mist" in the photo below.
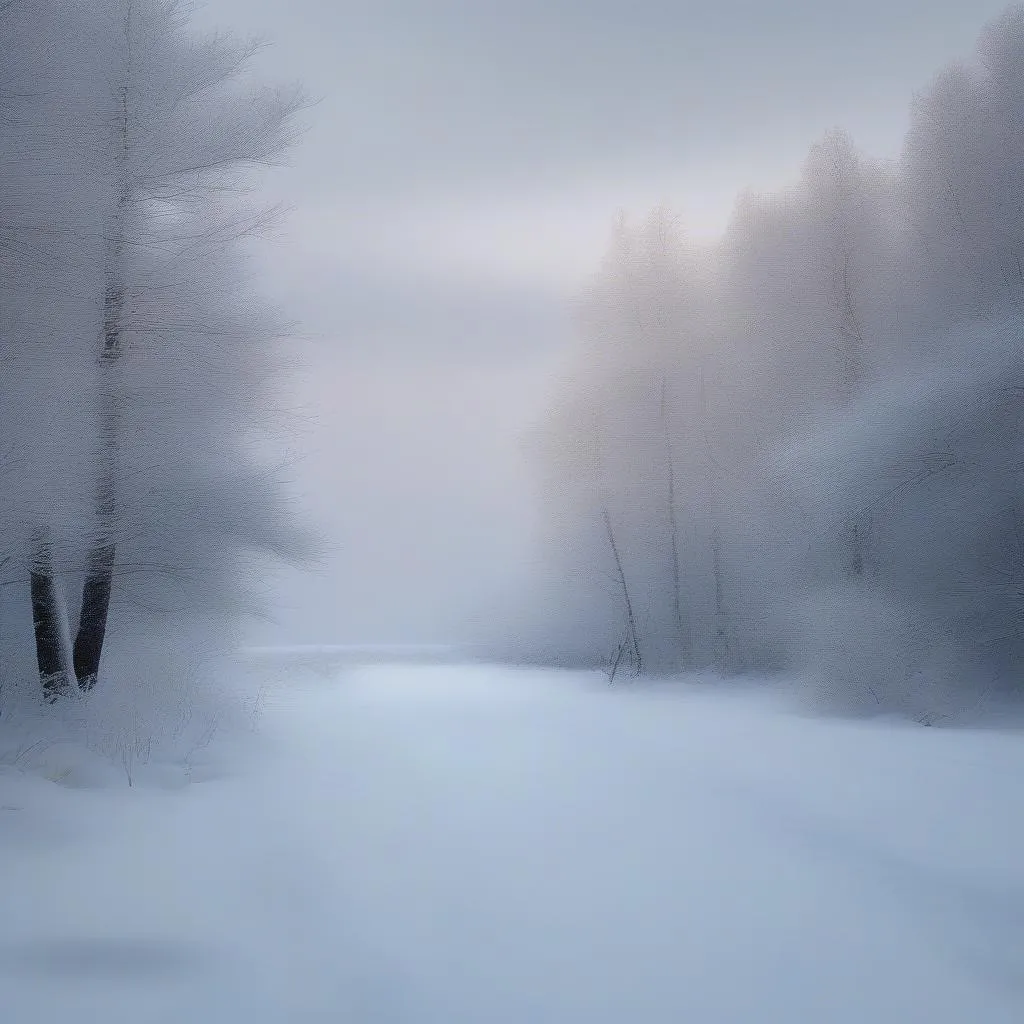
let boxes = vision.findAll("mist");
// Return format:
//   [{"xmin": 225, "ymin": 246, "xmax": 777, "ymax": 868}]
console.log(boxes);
[
  {"xmin": 2, "ymin": 0, "xmax": 1021, "ymax": 715},
  {"xmin": 177, "ymin": 0, "xmax": 1024, "ymax": 725},
  {"xmin": 5, "ymin": 3, "xmax": 1024, "ymax": 1020},
  {"xmin": 444, "ymin": 8, "xmax": 1024, "ymax": 723},
  {"xmin": 182, "ymin": 0, "xmax": 1019, "ymax": 658}
]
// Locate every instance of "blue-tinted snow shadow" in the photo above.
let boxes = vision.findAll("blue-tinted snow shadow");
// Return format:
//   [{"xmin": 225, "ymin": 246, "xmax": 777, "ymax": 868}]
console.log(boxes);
[
  {"xmin": 707, "ymin": 771, "xmax": 1024, "ymax": 998},
  {"xmin": 0, "ymin": 936, "xmax": 214, "ymax": 981}
]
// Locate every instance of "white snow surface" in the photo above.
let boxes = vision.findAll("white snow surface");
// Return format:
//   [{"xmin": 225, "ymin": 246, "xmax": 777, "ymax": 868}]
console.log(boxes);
[{"xmin": 2, "ymin": 658, "xmax": 1023, "ymax": 1022}]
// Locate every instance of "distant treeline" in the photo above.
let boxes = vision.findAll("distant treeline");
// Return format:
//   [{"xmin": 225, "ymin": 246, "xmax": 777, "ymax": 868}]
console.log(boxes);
[{"xmin": 499, "ymin": 7, "xmax": 1024, "ymax": 721}]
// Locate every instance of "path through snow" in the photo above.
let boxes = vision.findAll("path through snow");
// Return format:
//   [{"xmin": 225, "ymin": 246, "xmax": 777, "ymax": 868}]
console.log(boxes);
[{"xmin": 2, "ymin": 661, "xmax": 1023, "ymax": 1022}]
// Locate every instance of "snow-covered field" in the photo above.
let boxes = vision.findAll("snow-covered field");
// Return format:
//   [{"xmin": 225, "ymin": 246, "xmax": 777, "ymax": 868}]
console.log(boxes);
[{"xmin": 2, "ymin": 657, "xmax": 1023, "ymax": 1022}]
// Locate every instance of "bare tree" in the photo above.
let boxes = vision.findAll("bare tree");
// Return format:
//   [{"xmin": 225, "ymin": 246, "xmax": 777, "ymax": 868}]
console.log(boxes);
[
  {"xmin": 831, "ymin": 247, "xmax": 868, "ymax": 578},
  {"xmin": 697, "ymin": 364, "xmax": 729, "ymax": 666},
  {"xmin": 813, "ymin": 129, "xmax": 874, "ymax": 579},
  {"xmin": 660, "ymin": 376, "xmax": 689, "ymax": 662},
  {"xmin": 602, "ymin": 504, "xmax": 641, "ymax": 681}
]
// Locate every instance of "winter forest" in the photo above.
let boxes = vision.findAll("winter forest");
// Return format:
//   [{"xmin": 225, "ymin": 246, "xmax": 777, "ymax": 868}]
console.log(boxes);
[
  {"xmin": 3, "ymin": 2, "xmax": 1024, "ymax": 1021},
  {"xmin": 500, "ymin": 12, "xmax": 1024, "ymax": 722}
]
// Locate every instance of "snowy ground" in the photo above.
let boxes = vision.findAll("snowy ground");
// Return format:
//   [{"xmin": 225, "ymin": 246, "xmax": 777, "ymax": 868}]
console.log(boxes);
[{"xmin": 2, "ymin": 658, "xmax": 1023, "ymax": 1023}]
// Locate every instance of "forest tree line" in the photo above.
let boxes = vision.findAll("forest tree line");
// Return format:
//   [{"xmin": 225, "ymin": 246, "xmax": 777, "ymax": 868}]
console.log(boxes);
[{"xmin": 508, "ymin": 8, "xmax": 1024, "ymax": 721}]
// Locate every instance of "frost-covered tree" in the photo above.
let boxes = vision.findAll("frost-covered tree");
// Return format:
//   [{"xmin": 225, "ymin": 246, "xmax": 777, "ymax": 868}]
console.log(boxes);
[
  {"xmin": 1, "ymin": 0, "xmax": 106, "ymax": 699},
  {"xmin": 0, "ymin": 0, "xmax": 311, "ymax": 704},
  {"xmin": 501, "ymin": 5, "xmax": 1024, "ymax": 720}
]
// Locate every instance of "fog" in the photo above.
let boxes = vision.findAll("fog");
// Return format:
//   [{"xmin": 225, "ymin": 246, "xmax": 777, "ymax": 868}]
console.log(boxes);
[
  {"xmin": 184, "ymin": 0, "xmax": 1012, "ymax": 648},
  {"xmin": 461, "ymin": 5, "xmax": 1024, "ymax": 721},
  {"xmin": 5, "ymin": 6, "xmax": 1024, "ymax": 1017},
  {"xmin": 7, "ymin": 0, "xmax": 1019, "ymax": 704}
]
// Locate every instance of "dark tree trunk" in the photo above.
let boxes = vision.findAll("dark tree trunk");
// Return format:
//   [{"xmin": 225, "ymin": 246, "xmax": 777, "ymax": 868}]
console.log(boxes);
[
  {"xmin": 69, "ymin": 0, "xmax": 134, "ymax": 693},
  {"xmin": 74, "ymin": 539, "xmax": 116, "ymax": 691},
  {"xmin": 73, "ymin": 370, "xmax": 121, "ymax": 692},
  {"xmin": 30, "ymin": 536, "xmax": 73, "ymax": 701},
  {"xmin": 72, "ymin": 265, "xmax": 124, "ymax": 692}
]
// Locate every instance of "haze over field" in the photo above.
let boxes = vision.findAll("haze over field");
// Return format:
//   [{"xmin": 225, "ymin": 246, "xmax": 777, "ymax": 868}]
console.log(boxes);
[
  {"xmin": 5, "ymin": 661, "xmax": 1024, "ymax": 1023},
  {"xmin": 187, "ymin": 0, "xmax": 1020, "ymax": 650},
  {"xmin": 3, "ymin": 2, "xmax": 1024, "ymax": 1021}
]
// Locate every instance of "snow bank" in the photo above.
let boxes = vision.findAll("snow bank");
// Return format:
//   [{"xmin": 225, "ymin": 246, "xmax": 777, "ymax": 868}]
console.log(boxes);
[{"xmin": 1, "ymin": 659, "xmax": 1021, "ymax": 1022}]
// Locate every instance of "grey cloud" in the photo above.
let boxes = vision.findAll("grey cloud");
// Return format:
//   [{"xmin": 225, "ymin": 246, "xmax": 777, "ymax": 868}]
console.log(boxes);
[
  {"xmin": 260, "ymin": 256, "xmax": 571, "ymax": 361},
  {"xmin": 202, "ymin": 0, "xmax": 1010, "ymax": 202}
]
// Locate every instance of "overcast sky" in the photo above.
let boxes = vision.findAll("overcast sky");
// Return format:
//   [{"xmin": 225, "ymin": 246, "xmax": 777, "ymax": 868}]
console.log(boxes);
[{"xmin": 192, "ymin": 0, "xmax": 1010, "ymax": 645}]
